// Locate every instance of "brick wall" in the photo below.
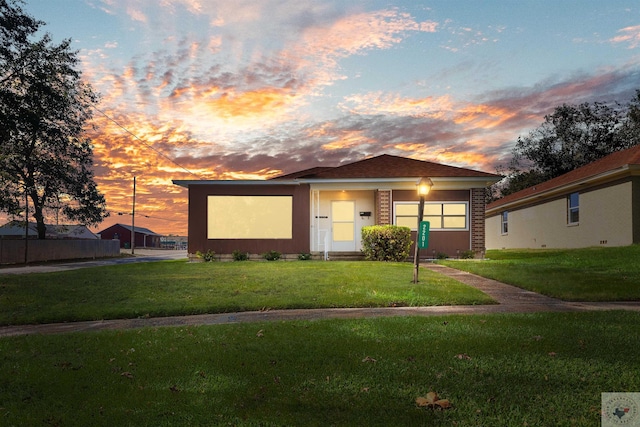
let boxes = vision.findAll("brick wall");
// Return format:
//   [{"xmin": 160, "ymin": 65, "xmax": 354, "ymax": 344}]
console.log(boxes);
[
  {"xmin": 470, "ymin": 188, "xmax": 486, "ymax": 254},
  {"xmin": 375, "ymin": 190, "xmax": 391, "ymax": 225}
]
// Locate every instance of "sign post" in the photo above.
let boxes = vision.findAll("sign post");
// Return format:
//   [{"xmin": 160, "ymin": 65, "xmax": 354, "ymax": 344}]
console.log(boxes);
[{"xmin": 418, "ymin": 221, "xmax": 430, "ymax": 249}]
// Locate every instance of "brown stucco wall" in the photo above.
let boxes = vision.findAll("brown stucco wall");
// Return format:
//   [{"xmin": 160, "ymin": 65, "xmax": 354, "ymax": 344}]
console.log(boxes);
[{"xmin": 188, "ymin": 183, "xmax": 311, "ymax": 255}]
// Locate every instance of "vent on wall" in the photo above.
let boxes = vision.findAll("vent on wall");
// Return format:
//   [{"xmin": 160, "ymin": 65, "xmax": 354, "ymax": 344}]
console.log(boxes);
[{"xmin": 600, "ymin": 240, "xmax": 608, "ymax": 245}]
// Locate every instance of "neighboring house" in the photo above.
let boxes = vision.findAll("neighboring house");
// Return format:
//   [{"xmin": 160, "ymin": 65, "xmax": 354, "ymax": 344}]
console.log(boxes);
[
  {"xmin": 0, "ymin": 221, "xmax": 98, "ymax": 239},
  {"xmin": 173, "ymin": 154, "xmax": 501, "ymax": 259},
  {"xmin": 97, "ymin": 223, "xmax": 162, "ymax": 248},
  {"xmin": 485, "ymin": 145, "xmax": 640, "ymax": 250}
]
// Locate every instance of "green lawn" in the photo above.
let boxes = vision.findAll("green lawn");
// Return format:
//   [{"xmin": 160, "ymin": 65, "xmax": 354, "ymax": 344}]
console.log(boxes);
[
  {"xmin": 0, "ymin": 261, "xmax": 494, "ymax": 326},
  {"xmin": 1, "ymin": 311, "xmax": 638, "ymax": 426},
  {"xmin": 440, "ymin": 245, "xmax": 640, "ymax": 301}
]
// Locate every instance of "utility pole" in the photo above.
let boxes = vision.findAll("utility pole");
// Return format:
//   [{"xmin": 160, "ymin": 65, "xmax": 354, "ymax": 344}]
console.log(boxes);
[
  {"xmin": 24, "ymin": 188, "xmax": 28, "ymax": 264},
  {"xmin": 131, "ymin": 176, "xmax": 136, "ymax": 255}
]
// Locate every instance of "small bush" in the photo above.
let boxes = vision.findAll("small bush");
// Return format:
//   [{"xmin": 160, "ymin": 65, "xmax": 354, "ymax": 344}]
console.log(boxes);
[
  {"xmin": 361, "ymin": 225, "xmax": 412, "ymax": 262},
  {"xmin": 460, "ymin": 250, "xmax": 475, "ymax": 259},
  {"xmin": 232, "ymin": 250, "xmax": 249, "ymax": 261},
  {"xmin": 436, "ymin": 252, "xmax": 448, "ymax": 260},
  {"xmin": 298, "ymin": 253, "xmax": 312, "ymax": 261},
  {"xmin": 262, "ymin": 250, "xmax": 281, "ymax": 261},
  {"xmin": 196, "ymin": 249, "xmax": 216, "ymax": 262}
]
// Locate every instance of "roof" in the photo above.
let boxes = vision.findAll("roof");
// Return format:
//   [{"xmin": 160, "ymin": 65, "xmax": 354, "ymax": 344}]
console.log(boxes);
[
  {"xmin": 487, "ymin": 145, "xmax": 640, "ymax": 211},
  {"xmin": 272, "ymin": 154, "xmax": 499, "ymax": 180},
  {"xmin": 0, "ymin": 221, "xmax": 98, "ymax": 239},
  {"xmin": 272, "ymin": 166, "xmax": 335, "ymax": 180},
  {"xmin": 97, "ymin": 223, "xmax": 161, "ymax": 236},
  {"xmin": 173, "ymin": 154, "xmax": 501, "ymax": 189}
]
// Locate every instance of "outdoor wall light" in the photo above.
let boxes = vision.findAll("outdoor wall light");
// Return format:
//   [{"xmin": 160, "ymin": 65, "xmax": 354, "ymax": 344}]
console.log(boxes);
[{"xmin": 417, "ymin": 177, "xmax": 433, "ymax": 196}]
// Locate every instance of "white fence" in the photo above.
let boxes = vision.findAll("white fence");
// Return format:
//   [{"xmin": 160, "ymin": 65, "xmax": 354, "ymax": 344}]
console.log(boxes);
[{"xmin": 0, "ymin": 239, "xmax": 120, "ymax": 265}]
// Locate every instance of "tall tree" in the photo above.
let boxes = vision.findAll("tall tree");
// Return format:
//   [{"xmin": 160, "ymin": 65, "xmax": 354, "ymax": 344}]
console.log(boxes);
[
  {"xmin": 0, "ymin": 0, "xmax": 108, "ymax": 239},
  {"xmin": 494, "ymin": 95, "xmax": 640, "ymax": 199}
]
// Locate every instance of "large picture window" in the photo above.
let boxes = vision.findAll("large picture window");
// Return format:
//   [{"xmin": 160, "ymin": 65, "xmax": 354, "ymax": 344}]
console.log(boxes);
[
  {"xmin": 394, "ymin": 202, "xmax": 468, "ymax": 230},
  {"xmin": 207, "ymin": 196, "xmax": 293, "ymax": 239}
]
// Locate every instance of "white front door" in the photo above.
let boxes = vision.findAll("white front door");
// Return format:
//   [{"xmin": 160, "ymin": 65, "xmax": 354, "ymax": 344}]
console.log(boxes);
[{"xmin": 331, "ymin": 200, "xmax": 356, "ymax": 251}]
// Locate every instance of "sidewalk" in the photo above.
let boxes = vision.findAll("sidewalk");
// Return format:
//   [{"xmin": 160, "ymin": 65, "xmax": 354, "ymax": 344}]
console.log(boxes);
[{"xmin": 1, "ymin": 263, "xmax": 639, "ymax": 337}]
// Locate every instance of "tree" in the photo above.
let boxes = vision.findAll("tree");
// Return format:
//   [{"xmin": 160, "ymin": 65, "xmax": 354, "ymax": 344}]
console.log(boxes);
[
  {"xmin": 0, "ymin": 0, "xmax": 108, "ymax": 239},
  {"xmin": 494, "ymin": 95, "xmax": 640, "ymax": 199}
]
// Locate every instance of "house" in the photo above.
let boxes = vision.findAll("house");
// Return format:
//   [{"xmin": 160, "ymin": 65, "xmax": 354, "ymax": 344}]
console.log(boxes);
[
  {"xmin": 485, "ymin": 145, "xmax": 640, "ymax": 249},
  {"xmin": 173, "ymin": 154, "xmax": 501, "ymax": 259},
  {"xmin": 0, "ymin": 221, "xmax": 98, "ymax": 239},
  {"xmin": 97, "ymin": 223, "xmax": 162, "ymax": 248}
]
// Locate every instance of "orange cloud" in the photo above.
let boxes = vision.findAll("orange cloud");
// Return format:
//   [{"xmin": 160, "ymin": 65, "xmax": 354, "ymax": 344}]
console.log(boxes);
[
  {"xmin": 341, "ymin": 92, "xmax": 454, "ymax": 118},
  {"xmin": 394, "ymin": 143, "xmax": 496, "ymax": 171},
  {"xmin": 206, "ymin": 88, "xmax": 296, "ymax": 118},
  {"xmin": 321, "ymin": 130, "xmax": 374, "ymax": 150},
  {"xmin": 453, "ymin": 104, "xmax": 516, "ymax": 128}
]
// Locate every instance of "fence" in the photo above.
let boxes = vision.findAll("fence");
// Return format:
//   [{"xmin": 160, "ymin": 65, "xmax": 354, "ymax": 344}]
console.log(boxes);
[{"xmin": 0, "ymin": 239, "xmax": 120, "ymax": 265}]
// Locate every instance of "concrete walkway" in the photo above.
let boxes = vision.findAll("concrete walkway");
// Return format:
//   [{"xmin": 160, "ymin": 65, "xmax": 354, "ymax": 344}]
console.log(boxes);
[{"xmin": 1, "ymin": 262, "xmax": 639, "ymax": 337}]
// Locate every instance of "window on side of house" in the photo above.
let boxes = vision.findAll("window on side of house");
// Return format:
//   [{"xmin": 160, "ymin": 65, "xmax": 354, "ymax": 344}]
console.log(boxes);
[
  {"xmin": 394, "ymin": 202, "xmax": 468, "ymax": 230},
  {"xmin": 567, "ymin": 192, "xmax": 579, "ymax": 225},
  {"xmin": 501, "ymin": 211, "xmax": 508, "ymax": 234}
]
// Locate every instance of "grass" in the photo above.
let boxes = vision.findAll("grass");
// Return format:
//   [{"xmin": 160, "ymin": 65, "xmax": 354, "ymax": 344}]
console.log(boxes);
[
  {"xmin": 440, "ymin": 245, "xmax": 640, "ymax": 301},
  {"xmin": 1, "ymin": 311, "xmax": 639, "ymax": 426},
  {"xmin": 0, "ymin": 261, "xmax": 494, "ymax": 326}
]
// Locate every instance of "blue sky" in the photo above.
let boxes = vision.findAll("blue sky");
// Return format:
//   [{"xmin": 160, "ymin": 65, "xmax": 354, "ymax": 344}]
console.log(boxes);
[{"xmin": 17, "ymin": 0, "xmax": 640, "ymax": 234}]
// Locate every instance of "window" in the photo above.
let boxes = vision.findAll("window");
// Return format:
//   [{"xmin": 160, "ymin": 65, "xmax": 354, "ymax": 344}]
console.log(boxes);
[
  {"xmin": 394, "ymin": 202, "xmax": 468, "ymax": 230},
  {"xmin": 501, "ymin": 211, "xmax": 508, "ymax": 234},
  {"xmin": 207, "ymin": 196, "xmax": 293, "ymax": 239},
  {"xmin": 567, "ymin": 192, "xmax": 579, "ymax": 225}
]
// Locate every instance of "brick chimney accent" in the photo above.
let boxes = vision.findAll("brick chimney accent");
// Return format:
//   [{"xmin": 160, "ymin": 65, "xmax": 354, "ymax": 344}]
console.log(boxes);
[
  {"xmin": 375, "ymin": 190, "xmax": 391, "ymax": 225},
  {"xmin": 470, "ymin": 188, "xmax": 486, "ymax": 255}
]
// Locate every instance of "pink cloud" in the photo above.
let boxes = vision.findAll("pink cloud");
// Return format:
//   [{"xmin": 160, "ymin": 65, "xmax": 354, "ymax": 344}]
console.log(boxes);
[{"xmin": 611, "ymin": 25, "xmax": 640, "ymax": 49}]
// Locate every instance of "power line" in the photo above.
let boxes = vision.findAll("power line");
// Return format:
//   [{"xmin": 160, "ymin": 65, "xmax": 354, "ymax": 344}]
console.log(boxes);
[
  {"xmin": 115, "ymin": 211, "xmax": 183, "ymax": 223},
  {"xmin": 92, "ymin": 105, "xmax": 200, "ymax": 178}
]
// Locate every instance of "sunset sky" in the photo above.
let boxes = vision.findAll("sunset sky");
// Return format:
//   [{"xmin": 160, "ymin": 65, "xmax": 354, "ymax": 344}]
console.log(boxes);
[{"xmin": 13, "ymin": 0, "xmax": 640, "ymax": 236}]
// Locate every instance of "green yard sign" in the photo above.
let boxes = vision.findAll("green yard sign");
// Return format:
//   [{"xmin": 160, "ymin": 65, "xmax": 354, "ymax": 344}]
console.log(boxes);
[{"xmin": 418, "ymin": 221, "xmax": 430, "ymax": 249}]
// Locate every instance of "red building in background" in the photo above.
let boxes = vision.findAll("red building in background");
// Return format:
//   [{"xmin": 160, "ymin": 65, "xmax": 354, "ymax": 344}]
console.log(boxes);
[{"xmin": 97, "ymin": 223, "xmax": 162, "ymax": 249}]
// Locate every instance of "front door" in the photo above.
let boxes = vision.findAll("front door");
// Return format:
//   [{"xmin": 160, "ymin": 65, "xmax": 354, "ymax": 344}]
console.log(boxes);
[{"xmin": 331, "ymin": 200, "xmax": 356, "ymax": 251}]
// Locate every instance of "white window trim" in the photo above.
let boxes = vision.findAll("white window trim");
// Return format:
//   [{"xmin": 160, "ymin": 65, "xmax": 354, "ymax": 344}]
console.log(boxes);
[
  {"xmin": 393, "ymin": 201, "xmax": 469, "ymax": 231},
  {"xmin": 567, "ymin": 192, "xmax": 580, "ymax": 226},
  {"xmin": 501, "ymin": 211, "xmax": 508, "ymax": 235}
]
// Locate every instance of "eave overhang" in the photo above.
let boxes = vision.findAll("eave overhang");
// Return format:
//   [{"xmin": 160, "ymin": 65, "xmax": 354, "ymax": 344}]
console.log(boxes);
[
  {"xmin": 486, "ymin": 164, "xmax": 640, "ymax": 217},
  {"xmin": 173, "ymin": 176, "xmax": 500, "ymax": 191}
]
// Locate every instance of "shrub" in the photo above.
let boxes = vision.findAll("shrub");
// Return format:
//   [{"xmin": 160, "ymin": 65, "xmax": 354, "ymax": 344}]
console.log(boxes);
[
  {"xmin": 262, "ymin": 250, "xmax": 281, "ymax": 261},
  {"xmin": 298, "ymin": 253, "xmax": 312, "ymax": 261},
  {"xmin": 232, "ymin": 250, "xmax": 249, "ymax": 261},
  {"xmin": 196, "ymin": 249, "xmax": 216, "ymax": 262},
  {"xmin": 436, "ymin": 252, "xmax": 448, "ymax": 260},
  {"xmin": 460, "ymin": 250, "xmax": 475, "ymax": 259},
  {"xmin": 361, "ymin": 225, "xmax": 412, "ymax": 262}
]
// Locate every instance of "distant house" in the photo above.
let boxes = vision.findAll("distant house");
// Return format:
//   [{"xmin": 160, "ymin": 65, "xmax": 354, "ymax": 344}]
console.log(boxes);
[
  {"xmin": 0, "ymin": 221, "xmax": 98, "ymax": 240},
  {"xmin": 97, "ymin": 223, "xmax": 162, "ymax": 248},
  {"xmin": 173, "ymin": 154, "xmax": 501, "ymax": 259},
  {"xmin": 485, "ymin": 145, "xmax": 640, "ymax": 249}
]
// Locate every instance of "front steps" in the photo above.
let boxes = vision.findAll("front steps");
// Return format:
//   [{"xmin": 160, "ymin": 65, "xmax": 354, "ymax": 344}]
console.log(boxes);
[{"xmin": 327, "ymin": 251, "xmax": 365, "ymax": 261}]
